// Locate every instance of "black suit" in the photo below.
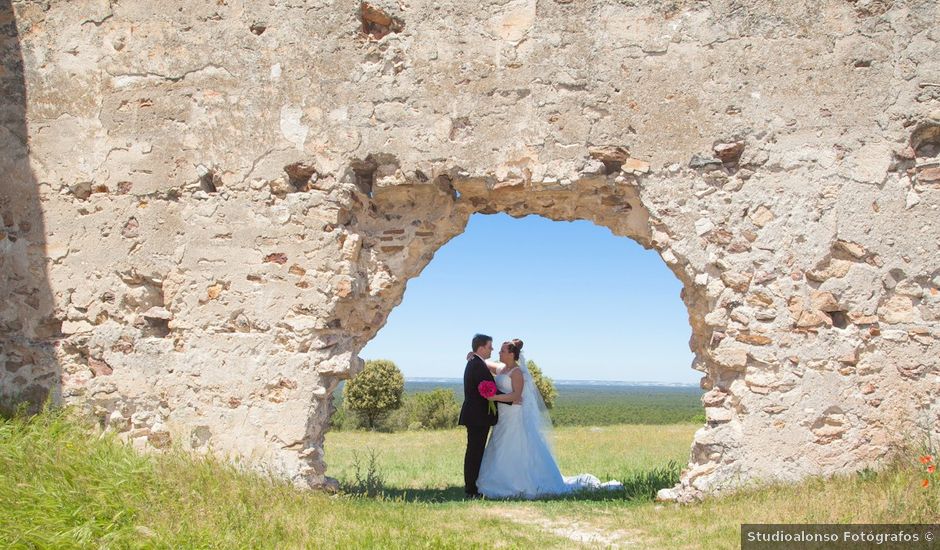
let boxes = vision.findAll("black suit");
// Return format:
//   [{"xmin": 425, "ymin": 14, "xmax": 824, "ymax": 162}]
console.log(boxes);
[{"xmin": 458, "ymin": 355, "xmax": 498, "ymax": 496}]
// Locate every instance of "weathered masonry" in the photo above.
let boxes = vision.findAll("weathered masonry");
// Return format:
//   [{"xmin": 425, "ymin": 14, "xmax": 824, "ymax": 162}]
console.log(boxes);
[{"xmin": 1, "ymin": 0, "xmax": 938, "ymax": 501}]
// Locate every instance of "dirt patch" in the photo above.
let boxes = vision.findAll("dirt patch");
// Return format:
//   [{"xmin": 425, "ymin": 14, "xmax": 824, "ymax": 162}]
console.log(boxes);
[{"xmin": 484, "ymin": 505, "xmax": 643, "ymax": 548}]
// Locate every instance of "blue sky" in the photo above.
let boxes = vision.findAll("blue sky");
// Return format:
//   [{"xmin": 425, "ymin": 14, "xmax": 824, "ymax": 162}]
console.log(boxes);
[{"xmin": 361, "ymin": 213, "xmax": 698, "ymax": 384}]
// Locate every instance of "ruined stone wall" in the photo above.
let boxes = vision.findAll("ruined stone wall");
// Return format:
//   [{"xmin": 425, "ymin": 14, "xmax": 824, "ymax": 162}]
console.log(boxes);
[{"xmin": 1, "ymin": 0, "xmax": 938, "ymax": 500}]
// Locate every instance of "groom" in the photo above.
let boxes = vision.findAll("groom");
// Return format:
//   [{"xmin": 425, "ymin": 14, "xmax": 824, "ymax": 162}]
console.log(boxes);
[{"xmin": 458, "ymin": 333, "xmax": 498, "ymax": 499}]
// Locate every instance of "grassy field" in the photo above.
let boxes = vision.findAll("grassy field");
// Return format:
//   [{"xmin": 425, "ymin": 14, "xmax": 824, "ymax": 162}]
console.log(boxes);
[
  {"xmin": 3, "ymin": 410, "xmax": 938, "ymax": 549},
  {"xmin": 325, "ymin": 424, "xmax": 697, "ymax": 497},
  {"xmin": 548, "ymin": 384, "xmax": 703, "ymax": 426}
]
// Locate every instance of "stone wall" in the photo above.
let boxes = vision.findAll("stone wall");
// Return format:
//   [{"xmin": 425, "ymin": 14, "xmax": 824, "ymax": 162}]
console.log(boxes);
[{"xmin": 1, "ymin": 0, "xmax": 938, "ymax": 500}]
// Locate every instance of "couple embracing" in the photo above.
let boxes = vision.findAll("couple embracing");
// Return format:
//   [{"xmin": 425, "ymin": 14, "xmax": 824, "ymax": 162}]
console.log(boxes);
[{"xmin": 459, "ymin": 334, "xmax": 620, "ymax": 499}]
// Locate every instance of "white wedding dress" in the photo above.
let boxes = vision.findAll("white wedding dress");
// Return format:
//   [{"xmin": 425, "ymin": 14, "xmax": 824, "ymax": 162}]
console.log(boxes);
[{"xmin": 476, "ymin": 357, "xmax": 623, "ymax": 499}]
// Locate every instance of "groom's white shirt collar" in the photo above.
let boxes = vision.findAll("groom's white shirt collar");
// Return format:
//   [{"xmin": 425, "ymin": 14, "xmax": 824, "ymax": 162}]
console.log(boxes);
[{"xmin": 473, "ymin": 353, "xmax": 486, "ymax": 362}]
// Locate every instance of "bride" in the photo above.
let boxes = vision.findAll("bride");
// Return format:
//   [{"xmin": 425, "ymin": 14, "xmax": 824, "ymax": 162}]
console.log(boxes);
[{"xmin": 475, "ymin": 339, "xmax": 622, "ymax": 499}]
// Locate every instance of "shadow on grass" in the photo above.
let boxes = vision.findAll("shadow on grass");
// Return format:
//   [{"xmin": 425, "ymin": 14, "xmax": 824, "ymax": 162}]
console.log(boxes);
[{"xmin": 341, "ymin": 461, "xmax": 682, "ymax": 504}]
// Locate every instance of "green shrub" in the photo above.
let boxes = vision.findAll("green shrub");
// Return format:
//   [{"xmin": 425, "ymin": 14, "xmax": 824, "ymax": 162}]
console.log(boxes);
[
  {"xmin": 619, "ymin": 460, "xmax": 682, "ymax": 501},
  {"xmin": 372, "ymin": 389, "xmax": 459, "ymax": 431},
  {"xmin": 343, "ymin": 359, "xmax": 404, "ymax": 430},
  {"xmin": 330, "ymin": 401, "xmax": 351, "ymax": 430},
  {"xmin": 408, "ymin": 389, "xmax": 459, "ymax": 430},
  {"xmin": 377, "ymin": 403, "xmax": 411, "ymax": 432},
  {"xmin": 525, "ymin": 360, "xmax": 558, "ymax": 409}
]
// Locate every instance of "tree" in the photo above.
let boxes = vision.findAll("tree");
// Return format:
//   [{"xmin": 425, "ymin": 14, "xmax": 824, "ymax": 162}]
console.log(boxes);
[
  {"xmin": 408, "ymin": 388, "xmax": 460, "ymax": 430},
  {"xmin": 525, "ymin": 359, "xmax": 558, "ymax": 409},
  {"xmin": 343, "ymin": 359, "xmax": 404, "ymax": 429}
]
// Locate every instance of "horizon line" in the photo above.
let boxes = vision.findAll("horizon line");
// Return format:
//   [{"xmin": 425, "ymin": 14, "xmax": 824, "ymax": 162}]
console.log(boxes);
[{"xmin": 403, "ymin": 376, "xmax": 700, "ymax": 387}]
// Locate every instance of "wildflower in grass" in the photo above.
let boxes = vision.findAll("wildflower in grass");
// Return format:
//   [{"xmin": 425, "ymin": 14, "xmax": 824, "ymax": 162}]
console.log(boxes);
[{"xmin": 920, "ymin": 453, "xmax": 938, "ymax": 491}]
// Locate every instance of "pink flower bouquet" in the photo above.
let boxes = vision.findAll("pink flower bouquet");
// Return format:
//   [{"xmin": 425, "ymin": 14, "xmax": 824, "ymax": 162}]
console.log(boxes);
[{"xmin": 478, "ymin": 380, "xmax": 498, "ymax": 415}]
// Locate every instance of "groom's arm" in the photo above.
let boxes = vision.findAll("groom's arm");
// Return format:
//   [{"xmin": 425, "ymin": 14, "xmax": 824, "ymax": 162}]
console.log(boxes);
[
  {"xmin": 470, "ymin": 360, "xmax": 519, "ymax": 401},
  {"xmin": 470, "ymin": 360, "xmax": 493, "ymax": 385},
  {"xmin": 465, "ymin": 360, "xmax": 486, "ymax": 402},
  {"xmin": 468, "ymin": 360, "xmax": 508, "ymax": 400},
  {"xmin": 489, "ymin": 369, "xmax": 523, "ymax": 404},
  {"xmin": 465, "ymin": 353, "xmax": 502, "ymax": 375}
]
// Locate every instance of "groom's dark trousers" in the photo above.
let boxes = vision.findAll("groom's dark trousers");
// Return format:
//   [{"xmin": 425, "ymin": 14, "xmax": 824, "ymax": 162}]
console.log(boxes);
[
  {"xmin": 458, "ymin": 355, "xmax": 499, "ymax": 496},
  {"xmin": 463, "ymin": 426, "xmax": 490, "ymax": 496}
]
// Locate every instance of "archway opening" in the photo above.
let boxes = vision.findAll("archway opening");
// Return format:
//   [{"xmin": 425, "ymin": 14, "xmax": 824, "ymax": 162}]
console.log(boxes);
[{"xmin": 325, "ymin": 212, "xmax": 701, "ymax": 500}]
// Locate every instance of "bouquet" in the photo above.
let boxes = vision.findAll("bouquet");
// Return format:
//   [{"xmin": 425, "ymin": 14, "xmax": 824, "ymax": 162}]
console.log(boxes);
[{"xmin": 478, "ymin": 381, "xmax": 498, "ymax": 415}]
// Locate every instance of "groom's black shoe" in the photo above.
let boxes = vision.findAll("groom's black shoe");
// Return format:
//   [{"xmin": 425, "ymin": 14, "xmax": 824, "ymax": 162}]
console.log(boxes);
[{"xmin": 464, "ymin": 492, "xmax": 483, "ymax": 500}]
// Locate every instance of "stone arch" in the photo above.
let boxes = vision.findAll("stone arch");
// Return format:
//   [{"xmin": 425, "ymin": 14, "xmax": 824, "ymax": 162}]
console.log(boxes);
[
  {"xmin": 302, "ymin": 151, "xmax": 745, "ymax": 500},
  {"xmin": 297, "ymin": 133, "xmax": 939, "ymax": 500}
]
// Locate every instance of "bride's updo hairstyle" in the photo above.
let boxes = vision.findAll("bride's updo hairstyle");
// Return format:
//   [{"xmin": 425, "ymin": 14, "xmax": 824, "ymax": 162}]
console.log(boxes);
[{"xmin": 505, "ymin": 338, "xmax": 524, "ymax": 360}]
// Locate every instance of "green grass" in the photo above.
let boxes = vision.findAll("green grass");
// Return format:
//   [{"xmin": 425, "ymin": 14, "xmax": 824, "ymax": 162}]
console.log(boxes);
[
  {"xmin": 325, "ymin": 424, "xmax": 697, "ymax": 500},
  {"xmin": 0, "ymin": 409, "xmax": 575, "ymax": 548},
  {"xmin": 3, "ymin": 409, "xmax": 937, "ymax": 549}
]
